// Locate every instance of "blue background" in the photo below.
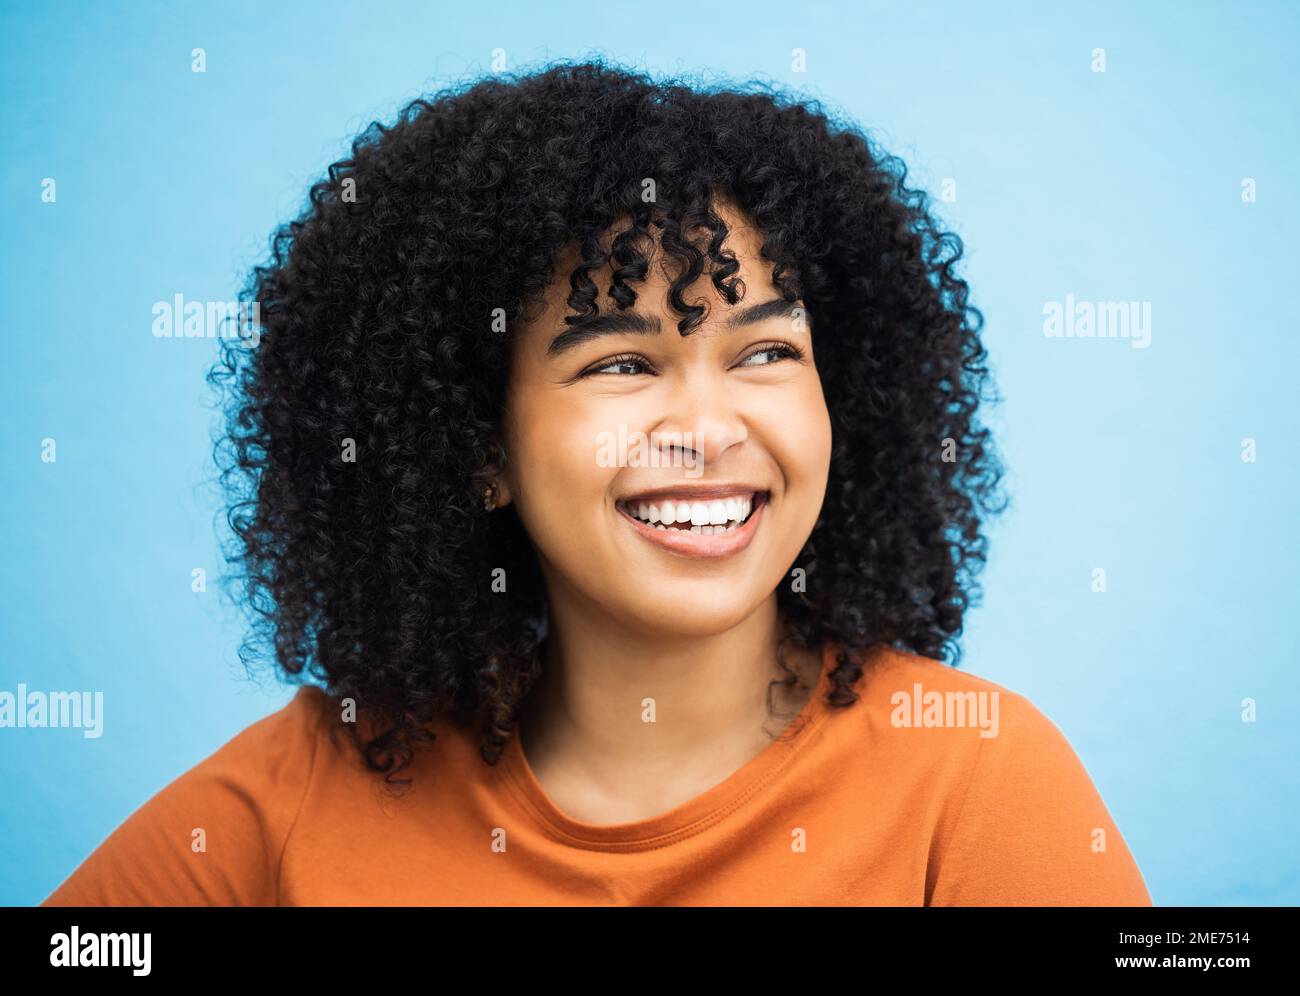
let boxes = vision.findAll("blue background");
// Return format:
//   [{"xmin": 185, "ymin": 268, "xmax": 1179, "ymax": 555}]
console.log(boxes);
[{"xmin": 2, "ymin": 0, "xmax": 1296, "ymax": 905}]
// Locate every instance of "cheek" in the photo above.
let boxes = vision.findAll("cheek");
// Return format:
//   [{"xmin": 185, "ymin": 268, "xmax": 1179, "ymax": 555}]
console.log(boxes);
[
  {"xmin": 769, "ymin": 381, "xmax": 833, "ymax": 486},
  {"xmin": 510, "ymin": 398, "xmax": 616, "ymax": 523}
]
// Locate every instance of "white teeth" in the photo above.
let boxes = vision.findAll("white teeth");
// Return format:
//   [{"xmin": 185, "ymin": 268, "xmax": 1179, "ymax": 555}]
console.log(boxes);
[{"xmin": 620, "ymin": 492, "xmax": 760, "ymax": 531}]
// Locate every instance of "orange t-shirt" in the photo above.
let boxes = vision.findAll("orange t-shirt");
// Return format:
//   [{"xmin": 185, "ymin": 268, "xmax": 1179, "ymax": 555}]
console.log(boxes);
[{"xmin": 40, "ymin": 644, "xmax": 1152, "ymax": 906}]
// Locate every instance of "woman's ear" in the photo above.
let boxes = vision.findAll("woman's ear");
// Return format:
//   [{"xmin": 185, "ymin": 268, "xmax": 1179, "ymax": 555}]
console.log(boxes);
[
  {"xmin": 489, "ymin": 474, "xmax": 514, "ymax": 510},
  {"xmin": 480, "ymin": 444, "xmax": 514, "ymax": 509},
  {"xmin": 480, "ymin": 432, "xmax": 513, "ymax": 511},
  {"xmin": 477, "ymin": 457, "xmax": 514, "ymax": 511}
]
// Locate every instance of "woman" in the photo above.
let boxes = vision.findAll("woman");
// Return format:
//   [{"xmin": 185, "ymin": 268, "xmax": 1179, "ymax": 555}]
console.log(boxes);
[{"xmin": 42, "ymin": 60, "xmax": 1151, "ymax": 906}]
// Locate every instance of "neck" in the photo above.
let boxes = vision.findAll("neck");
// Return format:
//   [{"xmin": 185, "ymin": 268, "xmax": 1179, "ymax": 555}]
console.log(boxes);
[{"xmin": 515, "ymin": 586, "xmax": 821, "ymax": 798}]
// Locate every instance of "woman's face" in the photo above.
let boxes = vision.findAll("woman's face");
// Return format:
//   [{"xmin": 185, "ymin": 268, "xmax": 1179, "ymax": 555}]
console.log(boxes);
[{"xmin": 499, "ymin": 198, "xmax": 832, "ymax": 637}]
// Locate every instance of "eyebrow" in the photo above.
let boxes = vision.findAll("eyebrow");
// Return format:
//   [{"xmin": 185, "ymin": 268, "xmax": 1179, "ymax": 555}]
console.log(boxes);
[{"xmin": 546, "ymin": 297, "xmax": 807, "ymax": 356}]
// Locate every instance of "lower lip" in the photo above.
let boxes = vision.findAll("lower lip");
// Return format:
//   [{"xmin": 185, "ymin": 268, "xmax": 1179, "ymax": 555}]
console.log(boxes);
[{"xmin": 615, "ymin": 495, "xmax": 767, "ymax": 559}]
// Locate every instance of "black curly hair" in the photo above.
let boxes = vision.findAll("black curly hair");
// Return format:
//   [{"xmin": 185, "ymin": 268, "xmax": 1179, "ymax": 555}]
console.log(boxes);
[{"xmin": 207, "ymin": 58, "xmax": 1008, "ymax": 789}]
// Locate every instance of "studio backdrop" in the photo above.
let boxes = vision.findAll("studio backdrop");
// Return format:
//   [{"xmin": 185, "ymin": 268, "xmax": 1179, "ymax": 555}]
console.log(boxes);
[{"xmin": 2, "ymin": 0, "xmax": 1297, "ymax": 906}]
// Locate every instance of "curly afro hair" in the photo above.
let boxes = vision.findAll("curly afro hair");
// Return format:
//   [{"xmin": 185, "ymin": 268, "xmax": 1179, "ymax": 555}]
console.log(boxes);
[{"xmin": 207, "ymin": 58, "xmax": 1007, "ymax": 789}]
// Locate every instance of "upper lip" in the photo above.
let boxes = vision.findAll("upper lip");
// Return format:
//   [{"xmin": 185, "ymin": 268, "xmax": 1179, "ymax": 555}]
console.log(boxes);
[{"xmin": 617, "ymin": 483, "xmax": 770, "ymax": 503}]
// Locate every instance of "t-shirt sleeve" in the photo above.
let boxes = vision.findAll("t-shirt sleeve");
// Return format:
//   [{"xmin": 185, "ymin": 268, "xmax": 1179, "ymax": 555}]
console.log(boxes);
[
  {"xmin": 926, "ymin": 690, "xmax": 1153, "ymax": 906},
  {"xmin": 39, "ymin": 685, "xmax": 326, "ymax": 907}
]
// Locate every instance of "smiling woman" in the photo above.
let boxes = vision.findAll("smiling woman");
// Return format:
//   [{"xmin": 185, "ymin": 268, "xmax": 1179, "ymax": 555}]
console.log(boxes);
[
  {"xmin": 40, "ymin": 59, "xmax": 1152, "ymax": 907},
  {"xmin": 496, "ymin": 194, "xmax": 831, "ymax": 647}
]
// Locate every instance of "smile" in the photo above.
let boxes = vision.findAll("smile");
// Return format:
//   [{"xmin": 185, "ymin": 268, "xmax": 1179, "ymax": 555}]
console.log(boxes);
[{"xmin": 614, "ymin": 491, "xmax": 769, "ymax": 559}]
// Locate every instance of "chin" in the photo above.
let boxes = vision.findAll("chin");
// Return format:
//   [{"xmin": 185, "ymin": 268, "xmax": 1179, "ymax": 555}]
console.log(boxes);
[{"xmin": 611, "ymin": 593, "xmax": 763, "ymax": 638}]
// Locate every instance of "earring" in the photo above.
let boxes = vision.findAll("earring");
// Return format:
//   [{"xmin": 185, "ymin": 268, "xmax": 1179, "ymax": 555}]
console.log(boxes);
[{"xmin": 483, "ymin": 483, "xmax": 498, "ymax": 511}]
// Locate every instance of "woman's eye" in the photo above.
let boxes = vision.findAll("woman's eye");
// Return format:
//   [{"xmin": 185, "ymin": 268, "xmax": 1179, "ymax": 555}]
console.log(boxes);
[
  {"xmin": 581, "ymin": 343, "xmax": 804, "ymax": 377},
  {"xmin": 738, "ymin": 343, "xmax": 803, "ymax": 367},
  {"xmin": 583, "ymin": 355, "xmax": 650, "ymax": 377}
]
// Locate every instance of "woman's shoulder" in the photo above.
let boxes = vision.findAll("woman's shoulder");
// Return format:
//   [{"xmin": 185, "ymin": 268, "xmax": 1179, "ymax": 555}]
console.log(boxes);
[
  {"xmin": 40, "ymin": 684, "xmax": 337, "ymax": 906},
  {"xmin": 208, "ymin": 683, "xmax": 333, "ymax": 763},
  {"xmin": 839, "ymin": 643, "xmax": 1073, "ymax": 747},
  {"xmin": 836, "ymin": 644, "xmax": 1152, "ymax": 905},
  {"xmin": 165, "ymin": 684, "xmax": 340, "ymax": 802},
  {"xmin": 842, "ymin": 644, "xmax": 1124, "ymax": 808}
]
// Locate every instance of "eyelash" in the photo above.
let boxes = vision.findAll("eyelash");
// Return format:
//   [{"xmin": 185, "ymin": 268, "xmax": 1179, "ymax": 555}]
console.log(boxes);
[{"xmin": 579, "ymin": 341, "xmax": 806, "ymax": 378}]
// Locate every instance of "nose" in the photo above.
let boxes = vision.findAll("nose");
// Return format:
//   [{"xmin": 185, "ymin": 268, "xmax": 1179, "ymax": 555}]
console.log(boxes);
[{"xmin": 650, "ymin": 367, "xmax": 748, "ymax": 473}]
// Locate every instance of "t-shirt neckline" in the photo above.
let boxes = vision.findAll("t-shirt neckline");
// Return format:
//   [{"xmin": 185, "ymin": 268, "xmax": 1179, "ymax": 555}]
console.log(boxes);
[{"xmin": 498, "ymin": 641, "xmax": 838, "ymax": 851}]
